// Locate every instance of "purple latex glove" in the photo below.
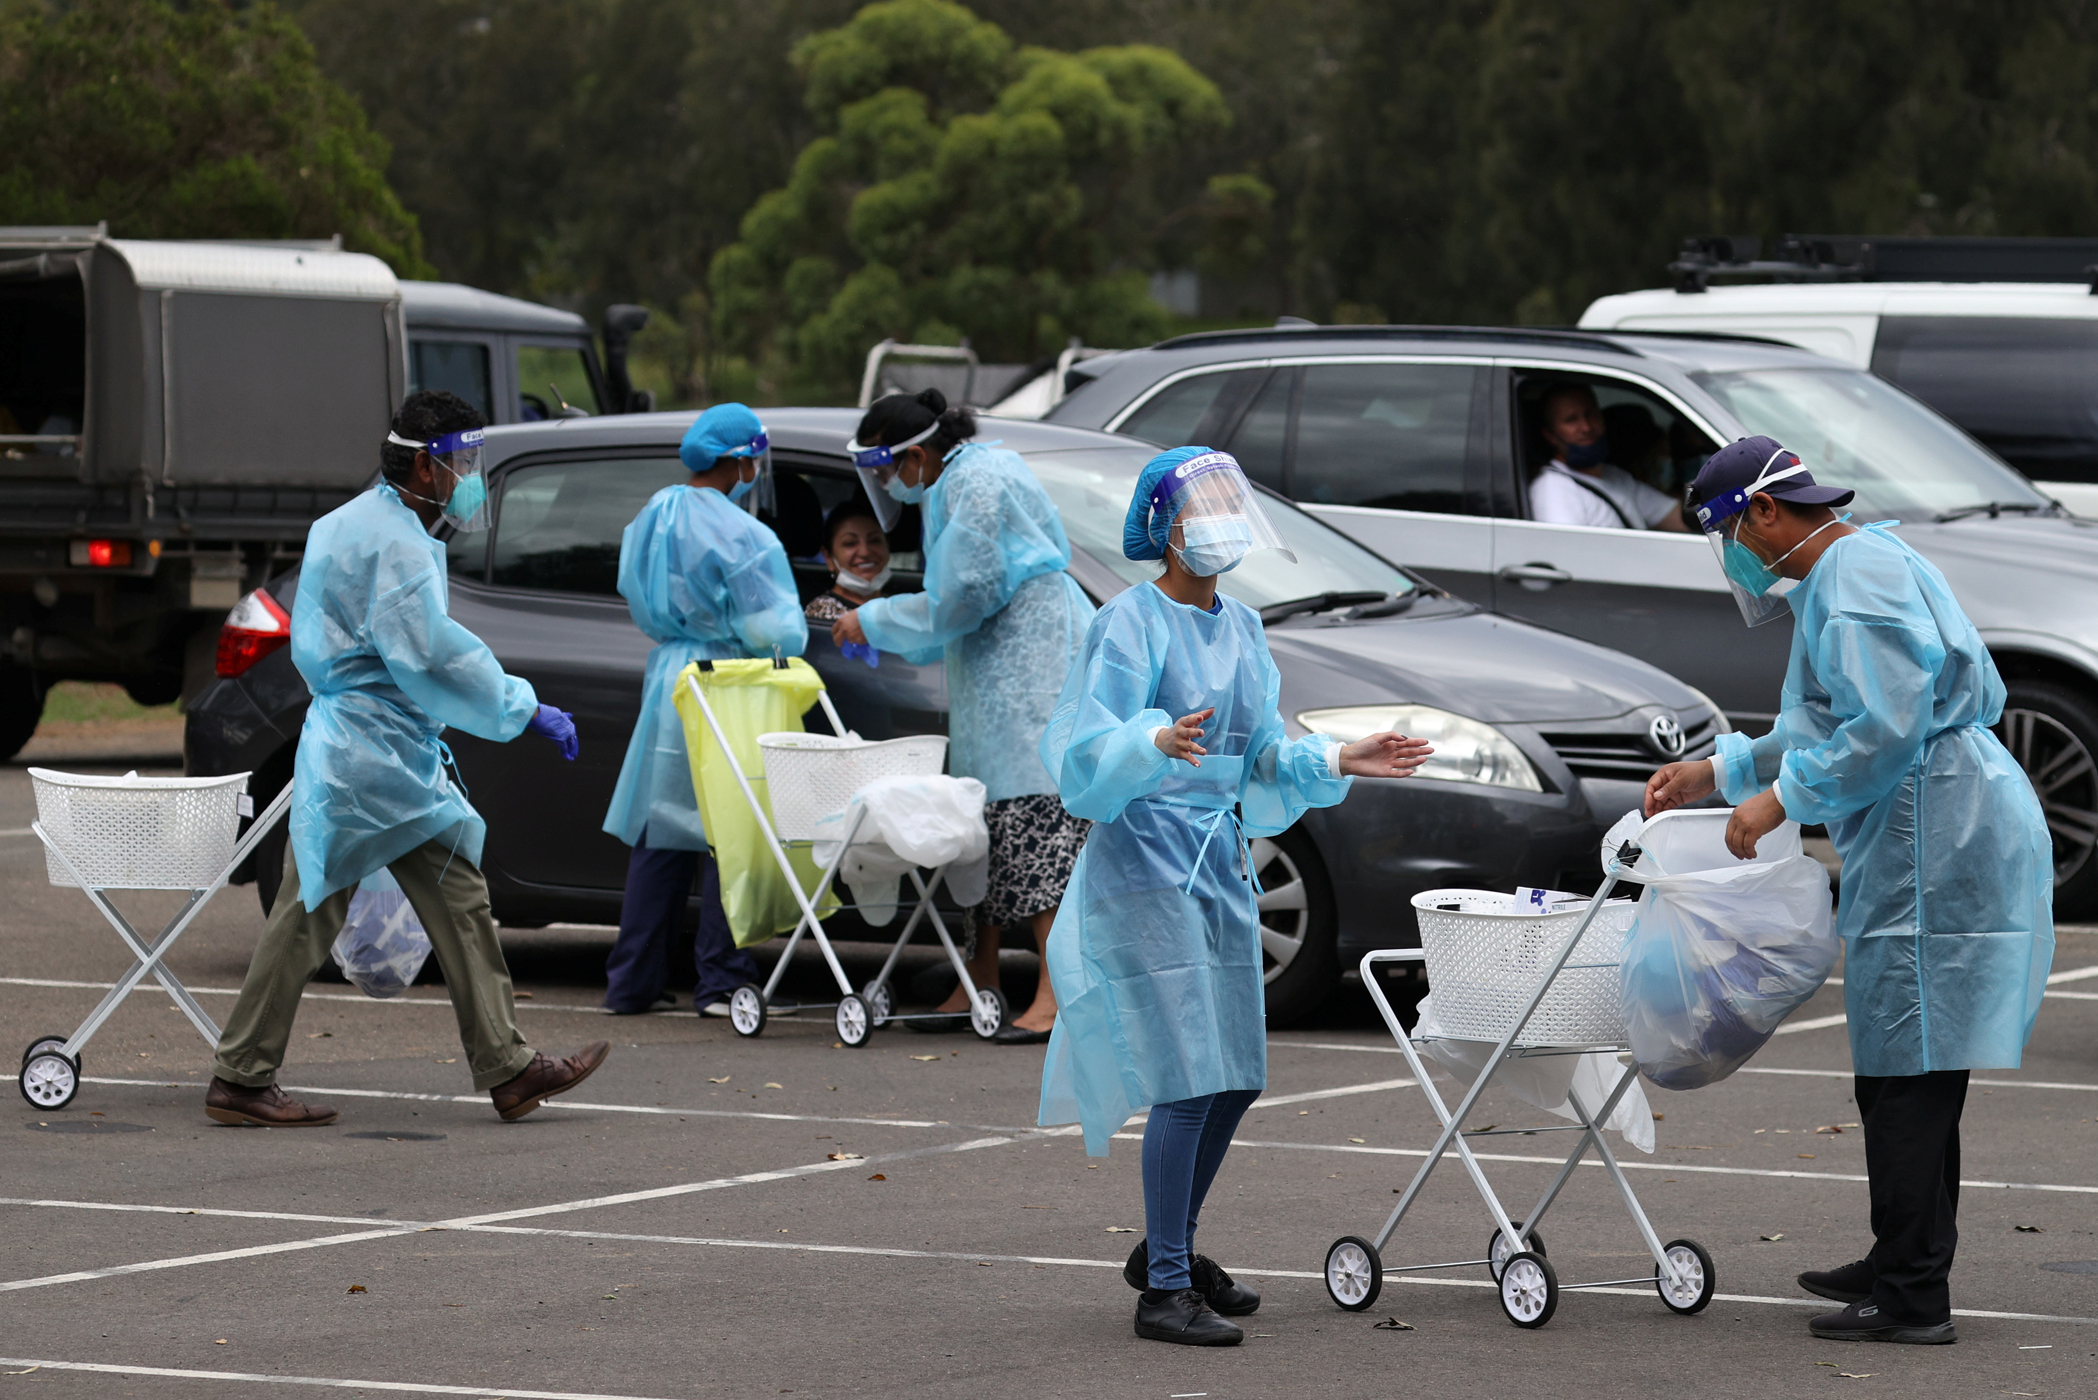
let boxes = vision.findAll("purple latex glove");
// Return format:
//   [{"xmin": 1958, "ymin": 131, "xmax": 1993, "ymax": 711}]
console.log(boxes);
[
  {"xmin": 840, "ymin": 641, "xmax": 880, "ymax": 669},
  {"xmin": 526, "ymin": 703, "xmax": 578, "ymax": 760}
]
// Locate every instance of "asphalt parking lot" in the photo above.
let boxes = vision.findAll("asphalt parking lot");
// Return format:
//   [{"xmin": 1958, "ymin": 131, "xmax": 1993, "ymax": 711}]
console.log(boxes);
[{"xmin": 5, "ymin": 757, "xmax": 2098, "ymax": 1399}]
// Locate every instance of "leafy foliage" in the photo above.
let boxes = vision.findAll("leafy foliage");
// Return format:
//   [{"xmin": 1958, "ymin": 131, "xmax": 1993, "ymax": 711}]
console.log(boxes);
[
  {"xmin": 0, "ymin": 0, "xmax": 428, "ymax": 274},
  {"xmin": 710, "ymin": 0, "xmax": 1251, "ymax": 401}
]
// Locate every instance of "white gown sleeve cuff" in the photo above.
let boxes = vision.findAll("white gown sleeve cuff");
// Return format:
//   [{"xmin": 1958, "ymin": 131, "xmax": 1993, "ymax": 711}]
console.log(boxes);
[
  {"xmin": 1710, "ymin": 754, "xmax": 1724, "ymax": 786},
  {"xmin": 1149, "ymin": 725, "xmax": 1170, "ymax": 750},
  {"xmin": 1327, "ymin": 740, "xmax": 1344, "ymax": 778}
]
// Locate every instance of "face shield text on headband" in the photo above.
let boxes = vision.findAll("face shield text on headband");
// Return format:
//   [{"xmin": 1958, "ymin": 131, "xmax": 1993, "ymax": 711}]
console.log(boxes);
[{"xmin": 387, "ymin": 428, "xmax": 490, "ymax": 533}]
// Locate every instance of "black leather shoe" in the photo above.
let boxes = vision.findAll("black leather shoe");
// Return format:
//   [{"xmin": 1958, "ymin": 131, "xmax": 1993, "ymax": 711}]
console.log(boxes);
[
  {"xmin": 991, "ymin": 1022, "xmax": 1051, "ymax": 1045},
  {"xmin": 1122, "ymin": 1241, "xmax": 1261, "ymax": 1316},
  {"xmin": 1808, "ymin": 1300, "xmax": 1956, "ymax": 1344},
  {"xmin": 1798, "ymin": 1259, "xmax": 1875, "ymax": 1305},
  {"xmin": 1134, "ymin": 1288, "xmax": 1242, "ymax": 1346}
]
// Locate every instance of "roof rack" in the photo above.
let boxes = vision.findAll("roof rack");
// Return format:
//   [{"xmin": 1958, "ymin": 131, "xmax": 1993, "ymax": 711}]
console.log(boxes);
[
  {"xmin": 1151, "ymin": 323, "xmax": 1645, "ymax": 356},
  {"xmin": 1669, "ymin": 234, "xmax": 2098, "ymax": 293}
]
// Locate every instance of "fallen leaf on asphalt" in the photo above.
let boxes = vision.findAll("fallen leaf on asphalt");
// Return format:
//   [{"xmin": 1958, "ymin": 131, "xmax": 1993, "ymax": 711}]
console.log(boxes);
[
  {"xmin": 708, "ymin": 1076, "xmax": 730, "ymax": 1083},
  {"xmin": 1798, "ymin": 1153, "xmax": 1816, "ymax": 1159},
  {"xmin": 1755, "ymin": 1128, "xmax": 1767, "ymax": 1134},
  {"xmin": 1086, "ymin": 1164, "xmax": 1099, "ymax": 1170},
  {"xmin": 909, "ymin": 1054, "xmax": 941, "ymax": 1062},
  {"xmin": 1349, "ymin": 1137, "xmax": 1366, "ymax": 1144},
  {"xmin": 2015, "ymin": 1224, "xmax": 2044, "ymax": 1233},
  {"xmin": 1816, "ymin": 1362, "xmax": 1835, "ymax": 1367},
  {"xmin": 307, "ymin": 1032, "xmax": 332, "ymax": 1039},
  {"xmin": 437, "ymin": 1058, "xmax": 457, "ymax": 1064},
  {"xmin": 1652, "ymin": 1112, "xmax": 1664, "ymax": 1121},
  {"xmin": 1105, "ymin": 1227, "xmax": 1139, "ymax": 1233},
  {"xmin": 1373, "ymin": 1317, "xmax": 1415, "ymax": 1331},
  {"xmin": 1836, "ymin": 1373, "xmax": 1874, "ymax": 1380},
  {"xmin": 514, "ymin": 991, "xmax": 533, "ymax": 999},
  {"xmin": 443, "ymin": 1303, "xmax": 464, "ymax": 1308},
  {"xmin": 977, "ymin": 1261, "xmax": 993, "ymax": 1267},
  {"xmin": 214, "ymin": 1340, "xmax": 228, "ymax": 1346},
  {"xmin": 2, "ymin": 1367, "xmax": 38, "ymax": 1374},
  {"xmin": 1667, "ymin": 1145, "xmax": 1713, "ymax": 1151},
  {"xmin": 346, "ymin": 1285, "xmax": 367, "ymax": 1294},
  {"xmin": 866, "ymin": 1174, "xmax": 886, "ymax": 1181},
  {"xmin": 827, "ymin": 1151, "xmax": 864, "ymax": 1160},
  {"xmin": 1815, "ymin": 1125, "xmax": 1844, "ymax": 1134},
  {"xmin": 1759, "ymin": 1233, "xmax": 1784, "ymax": 1242},
  {"xmin": 765, "ymin": 1082, "xmax": 783, "ymax": 1089}
]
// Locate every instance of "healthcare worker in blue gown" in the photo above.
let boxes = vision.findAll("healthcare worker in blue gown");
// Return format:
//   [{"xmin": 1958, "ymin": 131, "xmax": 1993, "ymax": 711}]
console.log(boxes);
[
  {"xmin": 1647, "ymin": 436, "xmax": 2053, "ymax": 1346},
  {"xmin": 209, "ymin": 390, "xmax": 608, "ymax": 1128},
  {"xmin": 1037, "ymin": 447, "xmax": 1434, "ymax": 1346},
  {"xmin": 831, "ymin": 389, "xmax": 1095, "ymax": 1042},
  {"xmin": 602, "ymin": 404, "xmax": 808, "ymax": 1016}
]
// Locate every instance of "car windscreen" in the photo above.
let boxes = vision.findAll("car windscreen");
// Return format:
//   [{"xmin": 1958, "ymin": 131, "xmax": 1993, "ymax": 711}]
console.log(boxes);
[
  {"xmin": 1024, "ymin": 447, "xmax": 1416, "ymax": 608},
  {"xmin": 1690, "ymin": 366, "xmax": 2051, "ymax": 522}
]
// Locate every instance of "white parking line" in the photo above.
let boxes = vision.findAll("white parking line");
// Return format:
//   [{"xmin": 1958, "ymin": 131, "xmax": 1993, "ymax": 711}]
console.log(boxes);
[
  {"xmin": 1247, "ymin": 1077, "xmax": 1416, "ymax": 1109},
  {"xmin": 1741, "ymin": 1065, "xmax": 2098, "ymax": 1093},
  {"xmin": 0, "ymin": 1133, "xmax": 1019, "ymax": 1293},
  {"xmin": 0, "ymin": 1358, "xmax": 684, "ymax": 1400}
]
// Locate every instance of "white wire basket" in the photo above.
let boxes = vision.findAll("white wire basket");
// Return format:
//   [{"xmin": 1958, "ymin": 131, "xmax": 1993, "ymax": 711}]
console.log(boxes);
[
  {"xmin": 756, "ymin": 733, "xmax": 949, "ymax": 841},
  {"xmin": 27, "ymin": 768, "xmax": 252, "ymax": 890},
  {"xmin": 1412, "ymin": 888, "xmax": 1639, "ymax": 1047}
]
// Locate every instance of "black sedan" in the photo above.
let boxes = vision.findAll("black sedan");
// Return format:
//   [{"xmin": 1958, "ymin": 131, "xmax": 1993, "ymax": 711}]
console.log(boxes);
[{"xmin": 186, "ymin": 411, "xmax": 1722, "ymax": 1022}]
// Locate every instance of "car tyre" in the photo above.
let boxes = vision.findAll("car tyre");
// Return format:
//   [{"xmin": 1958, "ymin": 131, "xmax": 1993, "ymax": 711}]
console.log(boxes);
[
  {"xmin": 1996, "ymin": 679, "xmax": 2098, "ymax": 920},
  {"xmin": 1251, "ymin": 825, "xmax": 1339, "ymax": 1027},
  {"xmin": 0, "ymin": 660, "xmax": 42, "ymax": 762}
]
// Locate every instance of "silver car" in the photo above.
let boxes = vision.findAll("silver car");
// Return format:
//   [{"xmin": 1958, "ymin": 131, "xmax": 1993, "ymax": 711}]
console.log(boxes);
[{"xmin": 1046, "ymin": 325, "xmax": 2098, "ymax": 916}]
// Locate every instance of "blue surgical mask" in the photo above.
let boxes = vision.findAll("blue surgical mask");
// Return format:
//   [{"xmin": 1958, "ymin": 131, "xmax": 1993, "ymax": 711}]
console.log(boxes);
[
  {"xmin": 1720, "ymin": 535, "xmax": 1778, "ymax": 598},
  {"xmin": 728, "ymin": 475, "xmax": 756, "ymax": 504},
  {"xmin": 1175, "ymin": 513, "xmax": 1255, "ymax": 576},
  {"xmin": 1563, "ymin": 437, "xmax": 1611, "ymax": 470},
  {"xmin": 884, "ymin": 475, "xmax": 925, "ymax": 506},
  {"xmin": 443, "ymin": 470, "xmax": 488, "ymax": 530}
]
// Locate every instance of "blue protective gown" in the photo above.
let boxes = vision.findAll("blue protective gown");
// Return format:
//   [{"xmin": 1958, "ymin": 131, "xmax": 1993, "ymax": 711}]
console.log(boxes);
[
  {"xmin": 289, "ymin": 484, "xmax": 539, "ymax": 909},
  {"xmin": 856, "ymin": 443, "xmax": 1094, "ymax": 802},
  {"xmin": 1036, "ymin": 583, "xmax": 1351, "ymax": 1154},
  {"xmin": 603, "ymin": 484, "xmax": 807, "ymax": 851},
  {"xmin": 1713, "ymin": 525, "xmax": 2053, "ymax": 1076}
]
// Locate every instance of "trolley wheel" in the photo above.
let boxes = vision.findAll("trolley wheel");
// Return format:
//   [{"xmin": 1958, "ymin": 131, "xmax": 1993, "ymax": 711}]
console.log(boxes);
[
  {"xmin": 835, "ymin": 994, "xmax": 872, "ymax": 1048},
  {"xmin": 20, "ymin": 1049, "xmax": 79, "ymax": 1109},
  {"xmin": 1324, "ymin": 1235, "xmax": 1383, "ymax": 1311},
  {"xmin": 968, "ymin": 986, "xmax": 1007, "ymax": 1040},
  {"xmin": 1498, "ymin": 1251, "xmax": 1557, "ymax": 1329},
  {"xmin": 1487, "ymin": 1221, "xmax": 1548, "ymax": 1281},
  {"xmin": 22, "ymin": 1035, "xmax": 70, "ymax": 1067},
  {"xmin": 1655, "ymin": 1238, "xmax": 1715, "ymax": 1315},
  {"xmin": 728, "ymin": 984, "xmax": 767, "ymax": 1038},
  {"xmin": 860, "ymin": 980, "xmax": 893, "ymax": 1029}
]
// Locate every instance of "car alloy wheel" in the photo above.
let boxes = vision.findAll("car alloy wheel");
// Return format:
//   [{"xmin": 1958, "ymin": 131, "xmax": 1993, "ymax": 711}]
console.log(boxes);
[
  {"xmin": 1996, "ymin": 680, "xmax": 2098, "ymax": 918},
  {"xmin": 1250, "ymin": 835, "xmax": 1308, "ymax": 987}
]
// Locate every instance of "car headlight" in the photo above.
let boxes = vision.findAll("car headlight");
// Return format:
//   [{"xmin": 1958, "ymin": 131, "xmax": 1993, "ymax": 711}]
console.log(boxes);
[{"xmin": 1295, "ymin": 704, "xmax": 1543, "ymax": 793}]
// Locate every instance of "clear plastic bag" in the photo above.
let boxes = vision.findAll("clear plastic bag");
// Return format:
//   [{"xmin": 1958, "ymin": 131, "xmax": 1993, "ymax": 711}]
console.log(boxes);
[
  {"xmin": 1611, "ymin": 810, "xmax": 1837, "ymax": 1090},
  {"xmin": 331, "ymin": 868, "xmax": 432, "ymax": 999}
]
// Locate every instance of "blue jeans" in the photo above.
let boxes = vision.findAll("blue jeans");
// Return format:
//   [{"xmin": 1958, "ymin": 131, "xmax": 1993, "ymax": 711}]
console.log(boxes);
[
  {"xmin": 1141, "ymin": 1088, "xmax": 1260, "ymax": 1290},
  {"xmin": 604, "ymin": 828, "xmax": 756, "ymax": 1012}
]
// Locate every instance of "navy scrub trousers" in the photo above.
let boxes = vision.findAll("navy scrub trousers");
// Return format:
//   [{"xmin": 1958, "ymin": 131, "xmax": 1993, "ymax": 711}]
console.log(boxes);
[{"xmin": 604, "ymin": 825, "xmax": 756, "ymax": 1013}]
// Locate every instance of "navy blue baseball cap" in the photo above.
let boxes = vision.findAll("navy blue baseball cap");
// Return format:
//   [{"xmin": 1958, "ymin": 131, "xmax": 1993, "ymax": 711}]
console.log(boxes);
[{"xmin": 1690, "ymin": 435, "xmax": 1854, "ymax": 530}]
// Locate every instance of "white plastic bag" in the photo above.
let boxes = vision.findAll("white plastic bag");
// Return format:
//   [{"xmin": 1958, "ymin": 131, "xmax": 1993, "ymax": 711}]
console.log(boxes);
[
  {"xmin": 811, "ymin": 775, "xmax": 989, "ymax": 925},
  {"xmin": 1413, "ymin": 994, "xmax": 1656, "ymax": 1153},
  {"xmin": 331, "ymin": 868, "xmax": 432, "ymax": 999},
  {"xmin": 1610, "ymin": 809, "xmax": 1838, "ymax": 1090}
]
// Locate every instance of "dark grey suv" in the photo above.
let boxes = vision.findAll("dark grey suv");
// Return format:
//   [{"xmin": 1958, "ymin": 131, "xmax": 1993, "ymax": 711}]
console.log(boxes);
[
  {"xmin": 1046, "ymin": 325, "xmax": 2098, "ymax": 917},
  {"xmin": 187, "ymin": 410, "xmax": 1721, "ymax": 1021}
]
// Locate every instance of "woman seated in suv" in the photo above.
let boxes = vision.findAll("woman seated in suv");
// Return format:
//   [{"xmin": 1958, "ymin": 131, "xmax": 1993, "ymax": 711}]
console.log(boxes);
[{"xmin": 805, "ymin": 495, "xmax": 901, "ymax": 623}]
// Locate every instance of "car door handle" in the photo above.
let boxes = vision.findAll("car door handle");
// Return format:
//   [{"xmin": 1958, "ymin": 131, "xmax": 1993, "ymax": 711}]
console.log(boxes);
[{"xmin": 1497, "ymin": 562, "xmax": 1574, "ymax": 585}]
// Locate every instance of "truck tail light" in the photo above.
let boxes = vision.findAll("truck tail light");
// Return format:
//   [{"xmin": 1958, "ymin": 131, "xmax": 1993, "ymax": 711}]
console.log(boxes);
[
  {"xmin": 70, "ymin": 538, "xmax": 133, "ymax": 567},
  {"xmin": 215, "ymin": 587, "xmax": 291, "ymax": 678}
]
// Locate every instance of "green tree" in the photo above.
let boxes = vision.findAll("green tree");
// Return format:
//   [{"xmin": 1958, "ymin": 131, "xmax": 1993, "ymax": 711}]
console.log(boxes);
[
  {"xmin": 0, "ymin": 0, "xmax": 429, "ymax": 274},
  {"xmin": 710, "ymin": 0, "xmax": 1252, "ymax": 401}
]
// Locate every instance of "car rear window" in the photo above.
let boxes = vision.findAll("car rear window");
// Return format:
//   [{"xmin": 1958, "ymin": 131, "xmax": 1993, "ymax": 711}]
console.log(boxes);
[
  {"xmin": 1290, "ymin": 362, "xmax": 1480, "ymax": 512},
  {"xmin": 1872, "ymin": 315, "xmax": 2098, "ymax": 485},
  {"xmin": 487, "ymin": 456, "xmax": 688, "ymax": 594}
]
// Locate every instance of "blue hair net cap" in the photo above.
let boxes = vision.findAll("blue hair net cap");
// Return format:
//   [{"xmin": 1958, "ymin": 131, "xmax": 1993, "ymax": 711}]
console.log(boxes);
[
  {"xmin": 1124, "ymin": 445, "xmax": 1214, "ymax": 561},
  {"xmin": 680, "ymin": 403, "xmax": 767, "ymax": 472}
]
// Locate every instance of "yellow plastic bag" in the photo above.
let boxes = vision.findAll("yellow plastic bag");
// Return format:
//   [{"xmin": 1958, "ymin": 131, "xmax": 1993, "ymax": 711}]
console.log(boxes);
[{"xmin": 672, "ymin": 659, "xmax": 835, "ymax": 948}]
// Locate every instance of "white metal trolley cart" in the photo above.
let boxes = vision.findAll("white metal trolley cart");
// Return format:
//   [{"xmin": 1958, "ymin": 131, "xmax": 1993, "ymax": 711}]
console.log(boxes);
[
  {"xmin": 19, "ymin": 768, "xmax": 292, "ymax": 1110},
  {"xmin": 679, "ymin": 668, "xmax": 1006, "ymax": 1049},
  {"xmin": 1322, "ymin": 833, "xmax": 1716, "ymax": 1328}
]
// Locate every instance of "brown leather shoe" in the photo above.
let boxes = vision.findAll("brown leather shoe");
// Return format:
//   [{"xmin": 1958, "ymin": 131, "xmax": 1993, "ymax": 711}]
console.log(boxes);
[
  {"xmin": 205, "ymin": 1077, "xmax": 339, "ymax": 1127},
  {"xmin": 489, "ymin": 1041, "xmax": 609, "ymax": 1121}
]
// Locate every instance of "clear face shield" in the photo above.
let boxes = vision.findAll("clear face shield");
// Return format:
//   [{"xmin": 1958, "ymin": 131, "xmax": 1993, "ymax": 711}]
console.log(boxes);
[
  {"xmin": 1155, "ymin": 451, "xmax": 1294, "ymax": 575},
  {"xmin": 722, "ymin": 430, "xmax": 773, "ymax": 517},
  {"xmin": 389, "ymin": 428, "xmax": 490, "ymax": 532},
  {"xmin": 1693, "ymin": 449, "xmax": 1808, "ymax": 627},
  {"xmin": 846, "ymin": 420, "xmax": 941, "ymax": 530}
]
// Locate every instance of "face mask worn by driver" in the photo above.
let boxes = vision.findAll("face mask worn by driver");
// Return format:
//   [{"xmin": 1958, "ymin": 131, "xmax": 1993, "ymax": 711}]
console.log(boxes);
[
  {"xmin": 1561, "ymin": 436, "xmax": 1611, "ymax": 470},
  {"xmin": 387, "ymin": 428, "xmax": 489, "ymax": 532},
  {"xmin": 833, "ymin": 562, "xmax": 893, "ymax": 597}
]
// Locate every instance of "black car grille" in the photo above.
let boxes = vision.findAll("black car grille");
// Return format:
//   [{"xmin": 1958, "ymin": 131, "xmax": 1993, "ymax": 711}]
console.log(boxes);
[{"xmin": 1541, "ymin": 716, "xmax": 1717, "ymax": 782}]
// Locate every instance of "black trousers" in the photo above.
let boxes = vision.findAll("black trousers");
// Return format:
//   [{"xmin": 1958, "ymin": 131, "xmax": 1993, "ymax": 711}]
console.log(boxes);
[
  {"xmin": 1856, "ymin": 1069, "xmax": 1969, "ymax": 1323},
  {"xmin": 603, "ymin": 828, "xmax": 755, "ymax": 1013}
]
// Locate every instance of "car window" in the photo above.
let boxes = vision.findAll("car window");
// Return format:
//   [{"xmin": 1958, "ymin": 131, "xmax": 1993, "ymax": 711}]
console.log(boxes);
[
  {"xmin": 1872, "ymin": 316, "xmax": 2098, "ymax": 485},
  {"xmin": 1293, "ymin": 362, "xmax": 1478, "ymax": 513},
  {"xmin": 409, "ymin": 339, "xmax": 492, "ymax": 421},
  {"xmin": 1026, "ymin": 447, "xmax": 1415, "ymax": 610},
  {"xmin": 488, "ymin": 456, "xmax": 688, "ymax": 594},
  {"xmin": 1117, "ymin": 368, "xmax": 1266, "ymax": 452},
  {"xmin": 1228, "ymin": 368, "xmax": 1293, "ymax": 491},
  {"xmin": 1692, "ymin": 366, "xmax": 2050, "ymax": 521},
  {"xmin": 516, "ymin": 344, "xmax": 601, "ymax": 419},
  {"xmin": 1513, "ymin": 370, "xmax": 1717, "ymax": 504}
]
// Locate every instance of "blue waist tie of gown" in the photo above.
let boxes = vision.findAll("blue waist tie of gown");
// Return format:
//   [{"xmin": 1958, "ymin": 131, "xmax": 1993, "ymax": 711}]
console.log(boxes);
[{"xmin": 1146, "ymin": 793, "xmax": 1262, "ymax": 897}]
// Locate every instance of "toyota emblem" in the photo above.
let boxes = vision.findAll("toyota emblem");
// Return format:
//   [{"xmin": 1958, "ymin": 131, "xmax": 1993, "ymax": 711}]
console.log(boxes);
[{"xmin": 1648, "ymin": 714, "xmax": 1686, "ymax": 758}]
